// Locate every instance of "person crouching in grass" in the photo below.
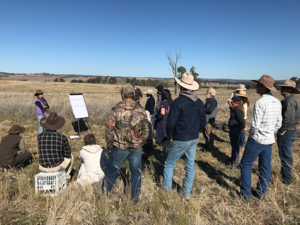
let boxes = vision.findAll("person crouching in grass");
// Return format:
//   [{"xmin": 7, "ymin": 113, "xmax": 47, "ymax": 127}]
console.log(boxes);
[
  {"xmin": 77, "ymin": 134, "xmax": 108, "ymax": 185},
  {"xmin": 228, "ymin": 96, "xmax": 247, "ymax": 167}
]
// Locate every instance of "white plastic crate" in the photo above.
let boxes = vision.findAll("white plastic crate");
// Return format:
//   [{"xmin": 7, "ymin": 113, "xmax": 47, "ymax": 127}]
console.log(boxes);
[{"xmin": 35, "ymin": 171, "xmax": 67, "ymax": 196}]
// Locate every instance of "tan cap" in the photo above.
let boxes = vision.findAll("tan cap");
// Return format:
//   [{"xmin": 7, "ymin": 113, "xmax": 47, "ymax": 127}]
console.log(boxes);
[
  {"xmin": 277, "ymin": 80, "xmax": 299, "ymax": 94},
  {"xmin": 121, "ymin": 84, "xmax": 135, "ymax": 95}
]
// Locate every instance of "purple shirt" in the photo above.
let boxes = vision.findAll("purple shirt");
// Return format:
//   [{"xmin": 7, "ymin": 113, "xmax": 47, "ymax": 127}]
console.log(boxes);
[{"xmin": 35, "ymin": 98, "xmax": 48, "ymax": 116}]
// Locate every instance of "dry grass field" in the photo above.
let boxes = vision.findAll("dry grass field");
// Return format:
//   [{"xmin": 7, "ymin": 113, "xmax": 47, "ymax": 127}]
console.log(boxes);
[{"xmin": 0, "ymin": 80, "xmax": 299, "ymax": 225}]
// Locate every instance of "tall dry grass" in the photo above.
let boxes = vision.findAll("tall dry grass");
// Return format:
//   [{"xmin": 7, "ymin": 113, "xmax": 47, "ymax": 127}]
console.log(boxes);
[{"xmin": 0, "ymin": 81, "xmax": 299, "ymax": 224}]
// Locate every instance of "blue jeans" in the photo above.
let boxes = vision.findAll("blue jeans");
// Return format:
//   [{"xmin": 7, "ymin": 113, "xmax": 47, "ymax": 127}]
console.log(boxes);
[
  {"xmin": 153, "ymin": 108, "xmax": 159, "ymax": 126},
  {"xmin": 102, "ymin": 146, "xmax": 142, "ymax": 205},
  {"xmin": 163, "ymin": 139, "xmax": 198, "ymax": 200},
  {"xmin": 240, "ymin": 138, "xmax": 273, "ymax": 201},
  {"xmin": 229, "ymin": 126, "xmax": 242, "ymax": 164},
  {"xmin": 37, "ymin": 114, "xmax": 45, "ymax": 136},
  {"xmin": 277, "ymin": 130, "xmax": 297, "ymax": 185}
]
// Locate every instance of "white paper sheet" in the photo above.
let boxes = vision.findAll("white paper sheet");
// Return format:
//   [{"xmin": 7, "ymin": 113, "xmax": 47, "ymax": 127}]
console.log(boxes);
[{"xmin": 69, "ymin": 94, "xmax": 89, "ymax": 119}]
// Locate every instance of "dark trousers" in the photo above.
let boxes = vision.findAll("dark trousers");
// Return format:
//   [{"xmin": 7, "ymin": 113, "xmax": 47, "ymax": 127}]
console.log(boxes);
[
  {"xmin": 277, "ymin": 130, "xmax": 297, "ymax": 185},
  {"xmin": 240, "ymin": 138, "xmax": 272, "ymax": 201},
  {"xmin": 161, "ymin": 138, "xmax": 171, "ymax": 161},
  {"xmin": 14, "ymin": 151, "xmax": 32, "ymax": 168},
  {"xmin": 229, "ymin": 126, "xmax": 242, "ymax": 164},
  {"xmin": 102, "ymin": 146, "xmax": 142, "ymax": 205}
]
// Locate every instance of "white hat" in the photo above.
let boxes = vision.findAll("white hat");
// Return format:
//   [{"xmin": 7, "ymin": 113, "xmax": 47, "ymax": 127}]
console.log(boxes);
[
  {"xmin": 236, "ymin": 84, "xmax": 247, "ymax": 91},
  {"xmin": 175, "ymin": 72, "xmax": 199, "ymax": 91},
  {"xmin": 144, "ymin": 89, "xmax": 153, "ymax": 95}
]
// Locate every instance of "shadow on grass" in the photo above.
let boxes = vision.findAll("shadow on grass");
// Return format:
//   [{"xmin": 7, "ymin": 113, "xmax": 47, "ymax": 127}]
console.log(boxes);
[
  {"xmin": 213, "ymin": 133, "xmax": 230, "ymax": 143},
  {"xmin": 198, "ymin": 143, "xmax": 231, "ymax": 165},
  {"xmin": 196, "ymin": 160, "xmax": 240, "ymax": 197}
]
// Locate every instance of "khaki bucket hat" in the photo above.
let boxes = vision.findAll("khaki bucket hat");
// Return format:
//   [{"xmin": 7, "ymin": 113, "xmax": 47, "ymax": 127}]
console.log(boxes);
[
  {"xmin": 277, "ymin": 80, "xmax": 299, "ymax": 94},
  {"xmin": 175, "ymin": 72, "xmax": 199, "ymax": 91},
  {"xmin": 251, "ymin": 75, "xmax": 277, "ymax": 92}
]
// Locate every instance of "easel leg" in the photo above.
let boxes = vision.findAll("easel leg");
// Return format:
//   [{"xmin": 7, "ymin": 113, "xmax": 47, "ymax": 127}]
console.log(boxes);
[
  {"xmin": 85, "ymin": 118, "xmax": 93, "ymax": 136},
  {"xmin": 78, "ymin": 120, "xmax": 81, "ymax": 137}
]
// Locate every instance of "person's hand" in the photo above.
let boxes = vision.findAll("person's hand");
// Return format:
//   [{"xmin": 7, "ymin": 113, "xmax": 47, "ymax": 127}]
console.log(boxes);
[
  {"xmin": 243, "ymin": 125, "xmax": 248, "ymax": 131},
  {"xmin": 43, "ymin": 105, "xmax": 47, "ymax": 108},
  {"xmin": 44, "ymin": 113, "xmax": 47, "ymax": 116}
]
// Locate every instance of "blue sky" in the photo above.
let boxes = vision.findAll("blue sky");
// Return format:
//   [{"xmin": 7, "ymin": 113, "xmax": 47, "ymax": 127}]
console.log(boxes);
[{"xmin": 0, "ymin": 0, "xmax": 299, "ymax": 80}]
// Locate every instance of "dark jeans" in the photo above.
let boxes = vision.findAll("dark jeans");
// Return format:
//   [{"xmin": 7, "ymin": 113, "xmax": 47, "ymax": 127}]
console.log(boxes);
[
  {"xmin": 277, "ymin": 130, "xmax": 297, "ymax": 185},
  {"xmin": 161, "ymin": 138, "xmax": 171, "ymax": 161},
  {"xmin": 229, "ymin": 126, "xmax": 242, "ymax": 164},
  {"xmin": 14, "ymin": 151, "xmax": 32, "ymax": 168},
  {"xmin": 240, "ymin": 130, "xmax": 245, "ymax": 148},
  {"xmin": 240, "ymin": 138, "xmax": 272, "ymax": 201},
  {"xmin": 102, "ymin": 146, "xmax": 142, "ymax": 205}
]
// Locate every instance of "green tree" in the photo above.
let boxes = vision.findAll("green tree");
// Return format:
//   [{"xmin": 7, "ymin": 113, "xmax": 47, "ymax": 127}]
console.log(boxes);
[
  {"xmin": 53, "ymin": 78, "xmax": 59, "ymax": 82},
  {"xmin": 59, "ymin": 78, "xmax": 65, "ymax": 82},
  {"xmin": 190, "ymin": 66, "xmax": 201, "ymax": 88},
  {"xmin": 70, "ymin": 79, "xmax": 78, "ymax": 83},
  {"xmin": 177, "ymin": 66, "xmax": 186, "ymax": 79},
  {"xmin": 78, "ymin": 79, "xmax": 84, "ymax": 83}
]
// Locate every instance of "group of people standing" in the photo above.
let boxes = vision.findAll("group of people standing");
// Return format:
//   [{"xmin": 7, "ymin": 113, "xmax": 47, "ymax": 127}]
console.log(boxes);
[
  {"xmin": 226, "ymin": 75, "xmax": 299, "ymax": 201},
  {"xmin": 0, "ymin": 74, "xmax": 298, "ymax": 206}
]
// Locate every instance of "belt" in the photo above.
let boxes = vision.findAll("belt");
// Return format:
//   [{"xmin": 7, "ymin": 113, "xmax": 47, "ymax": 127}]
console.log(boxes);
[{"xmin": 41, "ymin": 161, "xmax": 62, "ymax": 168}]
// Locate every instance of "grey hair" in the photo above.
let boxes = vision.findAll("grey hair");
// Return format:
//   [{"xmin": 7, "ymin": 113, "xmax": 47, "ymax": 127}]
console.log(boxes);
[{"xmin": 208, "ymin": 87, "xmax": 216, "ymax": 96}]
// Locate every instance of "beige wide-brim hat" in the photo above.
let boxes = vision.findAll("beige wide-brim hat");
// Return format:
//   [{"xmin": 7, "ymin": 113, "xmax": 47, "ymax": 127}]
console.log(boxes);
[
  {"xmin": 277, "ymin": 79, "xmax": 300, "ymax": 94},
  {"xmin": 144, "ymin": 89, "xmax": 153, "ymax": 95},
  {"xmin": 175, "ymin": 72, "xmax": 199, "ymax": 91},
  {"xmin": 235, "ymin": 90, "xmax": 248, "ymax": 98},
  {"xmin": 252, "ymin": 75, "xmax": 277, "ymax": 92},
  {"xmin": 236, "ymin": 84, "xmax": 247, "ymax": 91}
]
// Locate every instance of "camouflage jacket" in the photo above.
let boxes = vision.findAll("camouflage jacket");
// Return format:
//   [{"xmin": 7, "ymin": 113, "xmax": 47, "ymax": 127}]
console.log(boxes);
[{"xmin": 106, "ymin": 100, "xmax": 149, "ymax": 151}]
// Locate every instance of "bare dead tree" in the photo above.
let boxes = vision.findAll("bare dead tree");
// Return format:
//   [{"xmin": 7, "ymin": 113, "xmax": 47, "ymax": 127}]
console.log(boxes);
[{"xmin": 166, "ymin": 49, "xmax": 182, "ymax": 95}]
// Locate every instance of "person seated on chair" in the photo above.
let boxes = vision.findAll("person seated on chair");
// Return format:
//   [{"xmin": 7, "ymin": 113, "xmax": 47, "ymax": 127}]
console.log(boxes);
[
  {"xmin": 0, "ymin": 125, "xmax": 32, "ymax": 170},
  {"xmin": 77, "ymin": 134, "xmax": 108, "ymax": 185},
  {"xmin": 38, "ymin": 112, "xmax": 73, "ymax": 180}
]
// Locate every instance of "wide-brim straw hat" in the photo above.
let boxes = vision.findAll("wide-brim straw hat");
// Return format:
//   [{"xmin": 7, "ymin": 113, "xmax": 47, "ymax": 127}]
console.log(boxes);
[
  {"xmin": 144, "ymin": 89, "xmax": 153, "ymax": 95},
  {"xmin": 40, "ymin": 112, "xmax": 65, "ymax": 130},
  {"xmin": 34, "ymin": 89, "xmax": 43, "ymax": 96},
  {"xmin": 175, "ymin": 72, "xmax": 199, "ymax": 91},
  {"xmin": 8, "ymin": 125, "xmax": 25, "ymax": 134},
  {"xmin": 251, "ymin": 75, "xmax": 277, "ymax": 92},
  {"xmin": 236, "ymin": 84, "xmax": 247, "ymax": 91},
  {"xmin": 236, "ymin": 90, "xmax": 248, "ymax": 98},
  {"xmin": 277, "ymin": 79, "xmax": 300, "ymax": 94}
]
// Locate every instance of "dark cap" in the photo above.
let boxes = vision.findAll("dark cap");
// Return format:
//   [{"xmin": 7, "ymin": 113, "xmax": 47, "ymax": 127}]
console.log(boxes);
[
  {"xmin": 231, "ymin": 96, "xmax": 241, "ymax": 102},
  {"xmin": 131, "ymin": 82, "xmax": 136, "ymax": 87},
  {"xmin": 155, "ymin": 84, "xmax": 164, "ymax": 91}
]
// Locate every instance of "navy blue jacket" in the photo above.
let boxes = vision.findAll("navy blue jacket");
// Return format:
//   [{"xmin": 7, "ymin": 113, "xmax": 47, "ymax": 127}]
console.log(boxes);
[
  {"xmin": 166, "ymin": 95, "xmax": 206, "ymax": 141},
  {"xmin": 145, "ymin": 95, "xmax": 155, "ymax": 115}
]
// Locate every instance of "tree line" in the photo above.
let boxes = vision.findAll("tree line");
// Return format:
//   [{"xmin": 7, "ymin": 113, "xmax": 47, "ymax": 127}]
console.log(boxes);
[{"xmin": 125, "ymin": 78, "xmax": 169, "ymax": 88}]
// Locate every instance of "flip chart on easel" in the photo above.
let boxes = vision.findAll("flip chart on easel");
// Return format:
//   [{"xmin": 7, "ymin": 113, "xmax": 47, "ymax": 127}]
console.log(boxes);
[{"xmin": 69, "ymin": 93, "xmax": 89, "ymax": 119}]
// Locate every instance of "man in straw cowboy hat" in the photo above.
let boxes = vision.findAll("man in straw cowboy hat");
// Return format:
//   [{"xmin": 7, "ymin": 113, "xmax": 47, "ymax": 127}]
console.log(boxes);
[
  {"xmin": 102, "ymin": 84, "xmax": 149, "ymax": 207},
  {"xmin": 34, "ymin": 89, "xmax": 50, "ymax": 135},
  {"xmin": 38, "ymin": 112, "xmax": 73, "ymax": 180},
  {"xmin": 163, "ymin": 72, "xmax": 206, "ymax": 200},
  {"xmin": 240, "ymin": 75, "xmax": 282, "ymax": 201},
  {"xmin": 0, "ymin": 125, "xmax": 32, "ymax": 170},
  {"xmin": 276, "ymin": 80, "xmax": 300, "ymax": 185},
  {"xmin": 228, "ymin": 84, "xmax": 247, "ymax": 108}
]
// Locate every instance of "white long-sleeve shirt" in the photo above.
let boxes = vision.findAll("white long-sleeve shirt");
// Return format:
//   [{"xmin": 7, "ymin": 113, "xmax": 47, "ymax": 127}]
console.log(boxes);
[{"xmin": 249, "ymin": 94, "xmax": 282, "ymax": 145}]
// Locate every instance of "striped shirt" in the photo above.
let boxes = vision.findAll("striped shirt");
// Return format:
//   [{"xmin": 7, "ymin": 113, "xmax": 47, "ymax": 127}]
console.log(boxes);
[{"xmin": 249, "ymin": 93, "xmax": 282, "ymax": 145}]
